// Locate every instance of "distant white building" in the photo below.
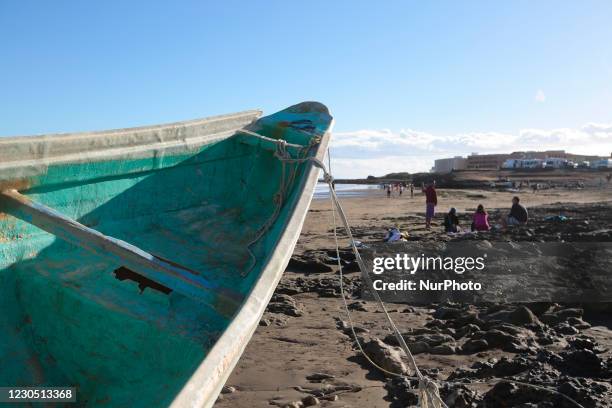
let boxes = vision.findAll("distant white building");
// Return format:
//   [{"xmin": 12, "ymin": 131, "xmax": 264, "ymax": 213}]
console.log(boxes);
[
  {"xmin": 433, "ymin": 156, "xmax": 467, "ymax": 173},
  {"xmin": 591, "ymin": 158, "xmax": 612, "ymax": 169}
]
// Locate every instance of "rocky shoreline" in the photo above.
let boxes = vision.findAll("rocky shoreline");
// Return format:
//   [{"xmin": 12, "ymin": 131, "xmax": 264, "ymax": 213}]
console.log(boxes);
[{"xmin": 215, "ymin": 188, "xmax": 612, "ymax": 408}]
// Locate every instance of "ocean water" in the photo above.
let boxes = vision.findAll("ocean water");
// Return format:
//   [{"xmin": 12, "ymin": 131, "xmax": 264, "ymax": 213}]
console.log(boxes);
[{"xmin": 313, "ymin": 182, "xmax": 381, "ymax": 199}]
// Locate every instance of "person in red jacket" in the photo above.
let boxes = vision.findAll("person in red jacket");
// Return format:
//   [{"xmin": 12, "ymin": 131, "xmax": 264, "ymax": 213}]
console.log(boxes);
[{"xmin": 422, "ymin": 181, "xmax": 437, "ymax": 230}]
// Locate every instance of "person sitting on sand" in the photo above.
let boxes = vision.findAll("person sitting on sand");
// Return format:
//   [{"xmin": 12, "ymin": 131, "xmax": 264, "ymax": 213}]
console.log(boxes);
[
  {"xmin": 422, "ymin": 181, "xmax": 437, "ymax": 230},
  {"xmin": 443, "ymin": 208, "xmax": 460, "ymax": 233},
  {"xmin": 471, "ymin": 204, "xmax": 490, "ymax": 231},
  {"xmin": 383, "ymin": 227, "xmax": 403, "ymax": 242},
  {"xmin": 503, "ymin": 196, "xmax": 528, "ymax": 227}
]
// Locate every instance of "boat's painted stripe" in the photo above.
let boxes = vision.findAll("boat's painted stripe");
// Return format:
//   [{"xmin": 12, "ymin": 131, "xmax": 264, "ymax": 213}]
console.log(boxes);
[{"xmin": 0, "ymin": 189, "xmax": 241, "ymax": 310}]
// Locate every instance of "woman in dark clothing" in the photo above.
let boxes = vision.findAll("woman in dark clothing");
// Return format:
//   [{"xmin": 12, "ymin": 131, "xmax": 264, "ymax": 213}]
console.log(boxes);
[{"xmin": 443, "ymin": 207, "xmax": 460, "ymax": 233}]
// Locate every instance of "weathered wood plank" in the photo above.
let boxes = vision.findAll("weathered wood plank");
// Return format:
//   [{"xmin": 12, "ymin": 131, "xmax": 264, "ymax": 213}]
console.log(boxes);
[{"xmin": 0, "ymin": 189, "xmax": 240, "ymax": 307}]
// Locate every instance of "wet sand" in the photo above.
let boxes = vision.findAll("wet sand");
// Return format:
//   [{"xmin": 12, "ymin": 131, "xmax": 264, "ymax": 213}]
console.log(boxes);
[{"xmin": 215, "ymin": 186, "xmax": 612, "ymax": 408}]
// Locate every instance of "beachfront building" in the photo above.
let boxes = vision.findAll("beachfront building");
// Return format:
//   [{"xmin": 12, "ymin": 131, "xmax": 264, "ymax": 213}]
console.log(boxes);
[
  {"xmin": 466, "ymin": 153, "xmax": 510, "ymax": 169},
  {"xmin": 433, "ymin": 156, "xmax": 468, "ymax": 173},
  {"xmin": 502, "ymin": 158, "xmax": 546, "ymax": 169},
  {"xmin": 512, "ymin": 150, "xmax": 604, "ymax": 164}
]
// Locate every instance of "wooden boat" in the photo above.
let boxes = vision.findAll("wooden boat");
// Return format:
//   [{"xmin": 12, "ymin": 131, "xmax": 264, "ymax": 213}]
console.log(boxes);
[{"xmin": 0, "ymin": 102, "xmax": 333, "ymax": 407}]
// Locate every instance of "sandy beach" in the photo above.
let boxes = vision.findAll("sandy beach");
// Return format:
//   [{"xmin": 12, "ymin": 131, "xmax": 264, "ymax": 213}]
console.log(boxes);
[{"xmin": 215, "ymin": 184, "xmax": 612, "ymax": 408}]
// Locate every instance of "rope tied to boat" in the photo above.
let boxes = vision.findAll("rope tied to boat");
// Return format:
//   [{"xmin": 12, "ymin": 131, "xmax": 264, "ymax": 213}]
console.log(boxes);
[
  {"xmin": 237, "ymin": 128, "xmax": 445, "ymax": 406},
  {"xmin": 240, "ymin": 130, "xmax": 317, "ymax": 276}
]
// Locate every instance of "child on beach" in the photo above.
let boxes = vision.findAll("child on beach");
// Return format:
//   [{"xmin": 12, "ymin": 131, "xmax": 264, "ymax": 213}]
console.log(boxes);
[
  {"xmin": 443, "ymin": 208, "xmax": 460, "ymax": 233},
  {"xmin": 471, "ymin": 204, "xmax": 490, "ymax": 231},
  {"xmin": 422, "ymin": 181, "xmax": 437, "ymax": 230}
]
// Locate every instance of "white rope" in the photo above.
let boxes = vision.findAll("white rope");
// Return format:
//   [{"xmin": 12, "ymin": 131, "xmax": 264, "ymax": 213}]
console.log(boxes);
[
  {"xmin": 322, "ymin": 160, "xmax": 446, "ymax": 408},
  {"xmin": 240, "ymin": 130, "xmax": 321, "ymax": 277}
]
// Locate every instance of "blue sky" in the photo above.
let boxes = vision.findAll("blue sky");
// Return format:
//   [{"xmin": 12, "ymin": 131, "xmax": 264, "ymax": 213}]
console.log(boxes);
[{"xmin": 2, "ymin": 1, "xmax": 611, "ymax": 176}]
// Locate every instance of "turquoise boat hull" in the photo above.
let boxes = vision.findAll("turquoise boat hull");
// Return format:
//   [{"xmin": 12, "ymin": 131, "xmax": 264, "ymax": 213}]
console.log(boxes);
[{"xmin": 0, "ymin": 102, "xmax": 333, "ymax": 407}]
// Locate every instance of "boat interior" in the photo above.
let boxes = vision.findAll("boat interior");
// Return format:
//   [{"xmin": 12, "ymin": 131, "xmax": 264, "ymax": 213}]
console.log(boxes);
[{"xmin": 0, "ymin": 105, "xmax": 330, "ymax": 406}]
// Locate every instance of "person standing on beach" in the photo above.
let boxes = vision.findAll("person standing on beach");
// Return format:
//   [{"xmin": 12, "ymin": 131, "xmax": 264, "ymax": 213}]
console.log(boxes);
[
  {"xmin": 422, "ymin": 181, "xmax": 437, "ymax": 229},
  {"xmin": 386, "ymin": 185, "xmax": 391, "ymax": 198},
  {"xmin": 410, "ymin": 183, "xmax": 414, "ymax": 198}
]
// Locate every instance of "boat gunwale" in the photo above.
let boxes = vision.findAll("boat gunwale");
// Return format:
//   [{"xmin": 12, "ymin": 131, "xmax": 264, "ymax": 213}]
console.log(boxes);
[
  {"xmin": 0, "ymin": 110, "xmax": 262, "ymax": 144},
  {"xmin": 0, "ymin": 110, "xmax": 263, "ymax": 188},
  {"xmin": 169, "ymin": 104, "xmax": 333, "ymax": 408}
]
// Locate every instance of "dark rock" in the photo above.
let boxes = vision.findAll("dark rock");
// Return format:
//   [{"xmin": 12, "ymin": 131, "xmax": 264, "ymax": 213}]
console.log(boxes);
[
  {"xmin": 509, "ymin": 306, "xmax": 542, "ymax": 326},
  {"xmin": 335, "ymin": 319, "xmax": 369, "ymax": 336},
  {"xmin": 221, "ymin": 385, "xmax": 236, "ymax": 394},
  {"xmin": 482, "ymin": 329, "xmax": 521, "ymax": 350},
  {"xmin": 536, "ymin": 349, "xmax": 565, "ymax": 366},
  {"xmin": 425, "ymin": 319, "xmax": 447, "ymax": 329},
  {"xmin": 535, "ymin": 333, "xmax": 556, "ymax": 345},
  {"xmin": 454, "ymin": 323, "xmax": 481, "ymax": 339},
  {"xmin": 561, "ymin": 349, "xmax": 604, "ymax": 377},
  {"xmin": 541, "ymin": 308, "xmax": 584, "ymax": 325},
  {"xmin": 347, "ymin": 301, "xmax": 368, "ymax": 312},
  {"xmin": 554, "ymin": 323, "xmax": 579, "ymax": 335},
  {"xmin": 567, "ymin": 337, "xmax": 597, "ymax": 351},
  {"xmin": 386, "ymin": 377, "xmax": 419, "ymax": 406},
  {"xmin": 526, "ymin": 302, "xmax": 554, "ymax": 316},
  {"xmin": 318, "ymin": 288, "xmax": 337, "ymax": 297},
  {"xmin": 301, "ymin": 395, "xmax": 320, "ymax": 406},
  {"xmin": 567, "ymin": 317, "xmax": 591, "ymax": 330},
  {"xmin": 490, "ymin": 356, "xmax": 534, "ymax": 377},
  {"xmin": 442, "ymin": 385, "xmax": 477, "ymax": 408},
  {"xmin": 557, "ymin": 378, "xmax": 610, "ymax": 408},
  {"xmin": 430, "ymin": 344, "xmax": 456, "ymax": 355},
  {"xmin": 406, "ymin": 341, "xmax": 430, "ymax": 355},
  {"xmin": 287, "ymin": 256, "xmax": 333, "ymax": 273},
  {"xmin": 267, "ymin": 294, "xmax": 304, "ymax": 317},
  {"xmin": 454, "ymin": 311, "xmax": 484, "ymax": 327},
  {"xmin": 462, "ymin": 339, "xmax": 489, "ymax": 353},
  {"xmin": 433, "ymin": 306, "xmax": 464, "ymax": 320},
  {"xmin": 483, "ymin": 381, "xmax": 554, "ymax": 406},
  {"xmin": 306, "ymin": 373, "xmax": 335, "ymax": 382}
]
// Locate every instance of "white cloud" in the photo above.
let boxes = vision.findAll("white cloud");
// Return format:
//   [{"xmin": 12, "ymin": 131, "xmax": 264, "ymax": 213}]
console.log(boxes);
[
  {"xmin": 329, "ymin": 123, "xmax": 612, "ymax": 178},
  {"xmin": 328, "ymin": 156, "xmax": 436, "ymax": 179},
  {"xmin": 535, "ymin": 89, "xmax": 546, "ymax": 102}
]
